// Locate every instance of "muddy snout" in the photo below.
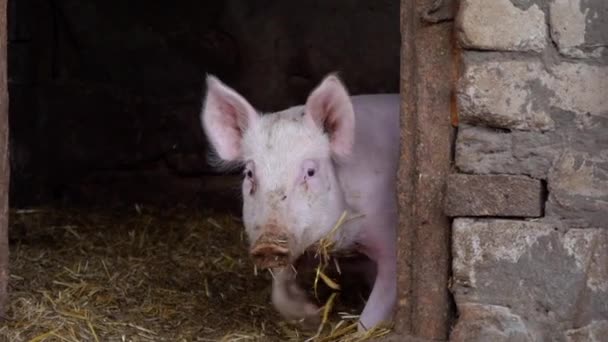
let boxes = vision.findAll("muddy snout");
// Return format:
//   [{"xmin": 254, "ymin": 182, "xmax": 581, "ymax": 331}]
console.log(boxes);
[{"xmin": 250, "ymin": 231, "xmax": 291, "ymax": 269}]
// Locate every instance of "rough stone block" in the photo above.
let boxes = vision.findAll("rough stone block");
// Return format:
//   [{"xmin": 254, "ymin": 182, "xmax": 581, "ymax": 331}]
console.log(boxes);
[
  {"xmin": 457, "ymin": 0, "xmax": 546, "ymax": 52},
  {"xmin": 455, "ymin": 124, "xmax": 560, "ymax": 179},
  {"xmin": 565, "ymin": 320, "xmax": 608, "ymax": 342},
  {"xmin": 452, "ymin": 218, "xmax": 608, "ymax": 340},
  {"xmin": 456, "ymin": 108, "xmax": 608, "ymax": 181},
  {"xmin": 450, "ymin": 303, "xmax": 533, "ymax": 342},
  {"xmin": 550, "ymin": 0, "xmax": 608, "ymax": 58},
  {"xmin": 458, "ymin": 58, "xmax": 608, "ymax": 131},
  {"xmin": 547, "ymin": 150, "xmax": 608, "ymax": 228},
  {"xmin": 458, "ymin": 60, "xmax": 554, "ymax": 131},
  {"xmin": 548, "ymin": 62, "xmax": 608, "ymax": 119},
  {"xmin": 444, "ymin": 174, "xmax": 543, "ymax": 217}
]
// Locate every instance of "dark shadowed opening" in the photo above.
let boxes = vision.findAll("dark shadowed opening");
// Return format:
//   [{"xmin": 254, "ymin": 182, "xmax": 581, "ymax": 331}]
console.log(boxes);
[{"xmin": 8, "ymin": 0, "xmax": 400, "ymax": 211}]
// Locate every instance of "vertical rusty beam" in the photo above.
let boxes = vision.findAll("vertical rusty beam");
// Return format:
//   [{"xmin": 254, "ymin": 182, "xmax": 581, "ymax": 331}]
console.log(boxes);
[
  {"xmin": 411, "ymin": 14, "xmax": 454, "ymax": 339},
  {"xmin": 0, "ymin": 0, "xmax": 9, "ymax": 316},
  {"xmin": 394, "ymin": 0, "xmax": 417, "ymax": 337},
  {"xmin": 394, "ymin": 0, "xmax": 455, "ymax": 340}
]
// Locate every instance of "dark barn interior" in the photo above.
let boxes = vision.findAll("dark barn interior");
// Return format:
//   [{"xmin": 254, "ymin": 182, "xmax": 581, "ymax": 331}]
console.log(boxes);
[
  {"xmin": 4, "ymin": 0, "xmax": 400, "ymax": 340},
  {"xmin": 9, "ymin": 0, "xmax": 400, "ymax": 210}
]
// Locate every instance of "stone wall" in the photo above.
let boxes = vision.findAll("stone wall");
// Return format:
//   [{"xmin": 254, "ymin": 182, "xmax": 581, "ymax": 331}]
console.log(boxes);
[{"xmin": 447, "ymin": 0, "xmax": 608, "ymax": 340}]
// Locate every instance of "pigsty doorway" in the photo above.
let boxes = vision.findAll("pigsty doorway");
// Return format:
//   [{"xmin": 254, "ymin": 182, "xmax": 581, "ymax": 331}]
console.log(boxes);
[{"xmin": 3, "ymin": 0, "xmax": 400, "ymax": 341}]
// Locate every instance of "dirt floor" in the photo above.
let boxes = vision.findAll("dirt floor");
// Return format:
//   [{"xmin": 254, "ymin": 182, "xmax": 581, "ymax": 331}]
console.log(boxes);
[{"xmin": 1, "ymin": 205, "xmax": 390, "ymax": 341}]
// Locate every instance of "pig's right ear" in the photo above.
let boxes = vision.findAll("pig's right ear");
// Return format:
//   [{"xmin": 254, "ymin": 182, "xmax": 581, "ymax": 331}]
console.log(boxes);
[{"xmin": 201, "ymin": 75, "xmax": 259, "ymax": 161}]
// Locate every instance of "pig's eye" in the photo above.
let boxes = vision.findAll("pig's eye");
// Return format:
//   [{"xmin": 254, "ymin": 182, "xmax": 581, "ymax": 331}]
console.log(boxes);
[
  {"xmin": 301, "ymin": 159, "xmax": 319, "ymax": 182},
  {"xmin": 244, "ymin": 162, "xmax": 256, "ymax": 195},
  {"xmin": 244, "ymin": 167, "xmax": 256, "ymax": 195}
]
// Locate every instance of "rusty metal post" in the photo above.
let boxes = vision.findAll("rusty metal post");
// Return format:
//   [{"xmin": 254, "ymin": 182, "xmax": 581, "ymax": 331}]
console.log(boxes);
[
  {"xmin": 394, "ymin": 0, "xmax": 417, "ymax": 337},
  {"xmin": 0, "ymin": 0, "xmax": 9, "ymax": 316},
  {"xmin": 393, "ymin": 0, "xmax": 456, "ymax": 340}
]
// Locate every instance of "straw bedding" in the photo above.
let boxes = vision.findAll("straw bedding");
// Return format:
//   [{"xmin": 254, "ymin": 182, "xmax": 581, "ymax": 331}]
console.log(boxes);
[{"xmin": 1, "ymin": 205, "xmax": 390, "ymax": 341}]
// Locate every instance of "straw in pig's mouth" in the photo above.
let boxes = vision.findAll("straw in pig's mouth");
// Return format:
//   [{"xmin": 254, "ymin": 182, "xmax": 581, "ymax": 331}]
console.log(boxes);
[
  {"xmin": 308, "ymin": 211, "xmax": 356, "ymax": 333},
  {"xmin": 310, "ymin": 210, "xmax": 365, "ymax": 296},
  {"xmin": 304, "ymin": 210, "xmax": 377, "ymax": 340}
]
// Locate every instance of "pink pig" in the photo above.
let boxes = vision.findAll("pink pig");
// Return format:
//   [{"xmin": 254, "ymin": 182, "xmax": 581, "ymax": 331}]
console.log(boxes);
[{"xmin": 201, "ymin": 73, "xmax": 399, "ymax": 331}]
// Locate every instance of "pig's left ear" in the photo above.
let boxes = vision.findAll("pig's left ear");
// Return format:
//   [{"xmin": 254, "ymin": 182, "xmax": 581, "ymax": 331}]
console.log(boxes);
[{"xmin": 304, "ymin": 74, "xmax": 355, "ymax": 158}]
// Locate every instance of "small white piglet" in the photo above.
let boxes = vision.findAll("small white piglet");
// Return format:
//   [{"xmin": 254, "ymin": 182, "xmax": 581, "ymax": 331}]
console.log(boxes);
[{"xmin": 201, "ymin": 73, "xmax": 399, "ymax": 331}]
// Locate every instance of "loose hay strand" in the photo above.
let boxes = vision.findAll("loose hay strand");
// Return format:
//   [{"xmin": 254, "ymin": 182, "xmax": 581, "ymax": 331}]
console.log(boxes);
[
  {"xmin": 29, "ymin": 329, "xmax": 60, "ymax": 342},
  {"xmin": 321, "ymin": 292, "xmax": 338, "ymax": 328},
  {"xmin": 87, "ymin": 319, "xmax": 100, "ymax": 342},
  {"xmin": 318, "ymin": 270, "xmax": 341, "ymax": 291},
  {"xmin": 305, "ymin": 292, "xmax": 338, "ymax": 342},
  {"xmin": 313, "ymin": 264, "xmax": 322, "ymax": 299}
]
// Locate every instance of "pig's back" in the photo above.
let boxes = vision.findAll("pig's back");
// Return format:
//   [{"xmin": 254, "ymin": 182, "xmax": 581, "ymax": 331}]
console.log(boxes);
[
  {"xmin": 338, "ymin": 94, "xmax": 400, "ymax": 213},
  {"xmin": 352, "ymin": 94, "xmax": 400, "ymax": 166}
]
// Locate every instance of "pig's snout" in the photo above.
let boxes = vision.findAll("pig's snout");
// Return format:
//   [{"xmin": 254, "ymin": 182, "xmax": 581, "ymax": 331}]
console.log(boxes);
[
  {"xmin": 251, "ymin": 244, "xmax": 290, "ymax": 268},
  {"xmin": 250, "ymin": 231, "xmax": 291, "ymax": 269}
]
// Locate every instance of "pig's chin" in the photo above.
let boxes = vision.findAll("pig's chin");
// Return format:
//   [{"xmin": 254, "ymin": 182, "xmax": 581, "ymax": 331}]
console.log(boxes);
[
  {"xmin": 250, "ymin": 246, "xmax": 311, "ymax": 270},
  {"xmin": 253, "ymin": 256, "xmax": 291, "ymax": 270}
]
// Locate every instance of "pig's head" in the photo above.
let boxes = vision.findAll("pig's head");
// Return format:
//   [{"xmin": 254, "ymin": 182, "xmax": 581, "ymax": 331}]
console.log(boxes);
[{"xmin": 201, "ymin": 74, "xmax": 355, "ymax": 269}]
